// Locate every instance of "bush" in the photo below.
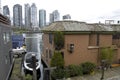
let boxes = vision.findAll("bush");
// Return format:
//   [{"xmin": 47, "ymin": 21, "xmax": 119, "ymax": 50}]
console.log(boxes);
[
  {"xmin": 66, "ymin": 64, "xmax": 83, "ymax": 77},
  {"xmin": 81, "ymin": 62, "xmax": 96, "ymax": 74},
  {"xmin": 50, "ymin": 51, "xmax": 64, "ymax": 68},
  {"xmin": 51, "ymin": 68, "xmax": 66, "ymax": 79},
  {"xmin": 100, "ymin": 47, "xmax": 114, "ymax": 68}
]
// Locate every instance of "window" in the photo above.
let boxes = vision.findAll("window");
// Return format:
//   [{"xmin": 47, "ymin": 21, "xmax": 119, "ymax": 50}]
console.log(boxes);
[
  {"xmin": 3, "ymin": 32, "xmax": 10, "ymax": 44},
  {"xmin": 49, "ymin": 50, "xmax": 52, "ymax": 59},
  {"xmin": 89, "ymin": 34, "xmax": 99, "ymax": 46},
  {"xmin": 49, "ymin": 34, "xmax": 53, "ymax": 44},
  {"xmin": 112, "ymin": 34, "xmax": 120, "ymax": 39},
  {"xmin": 96, "ymin": 34, "xmax": 99, "ymax": 46},
  {"xmin": 46, "ymin": 49, "xmax": 48, "ymax": 59}
]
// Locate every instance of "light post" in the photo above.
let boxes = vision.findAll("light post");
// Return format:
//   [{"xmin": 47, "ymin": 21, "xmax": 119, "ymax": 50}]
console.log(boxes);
[{"xmin": 100, "ymin": 60, "xmax": 106, "ymax": 80}]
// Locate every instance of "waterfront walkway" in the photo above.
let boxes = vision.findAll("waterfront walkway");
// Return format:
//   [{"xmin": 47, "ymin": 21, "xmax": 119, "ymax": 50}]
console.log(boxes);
[{"xmin": 66, "ymin": 66, "xmax": 120, "ymax": 80}]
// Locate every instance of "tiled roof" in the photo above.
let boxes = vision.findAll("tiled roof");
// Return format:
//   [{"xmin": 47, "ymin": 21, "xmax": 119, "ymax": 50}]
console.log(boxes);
[{"xmin": 42, "ymin": 21, "xmax": 120, "ymax": 32}]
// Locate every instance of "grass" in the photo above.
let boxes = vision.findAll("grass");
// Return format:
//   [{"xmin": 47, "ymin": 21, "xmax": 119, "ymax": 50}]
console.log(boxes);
[{"xmin": 10, "ymin": 57, "xmax": 32, "ymax": 80}]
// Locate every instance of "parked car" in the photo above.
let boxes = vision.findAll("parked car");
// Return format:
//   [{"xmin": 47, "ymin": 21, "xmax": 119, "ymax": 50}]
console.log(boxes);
[{"xmin": 23, "ymin": 52, "xmax": 41, "ymax": 79}]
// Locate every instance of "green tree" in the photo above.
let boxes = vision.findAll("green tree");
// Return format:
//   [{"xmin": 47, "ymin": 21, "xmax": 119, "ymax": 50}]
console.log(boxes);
[
  {"xmin": 54, "ymin": 31, "xmax": 64, "ymax": 50},
  {"xmin": 50, "ymin": 51, "xmax": 64, "ymax": 68},
  {"xmin": 100, "ymin": 47, "xmax": 114, "ymax": 67},
  {"xmin": 50, "ymin": 51, "xmax": 65, "ymax": 79}
]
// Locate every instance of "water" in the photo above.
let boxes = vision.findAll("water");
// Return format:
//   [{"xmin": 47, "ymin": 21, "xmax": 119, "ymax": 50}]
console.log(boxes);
[{"xmin": 23, "ymin": 33, "xmax": 43, "ymax": 80}]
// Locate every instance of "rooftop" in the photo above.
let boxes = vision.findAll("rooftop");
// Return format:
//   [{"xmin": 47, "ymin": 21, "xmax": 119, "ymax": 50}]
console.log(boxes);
[{"xmin": 42, "ymin": 20, "xmax": 120, "ymax": 32}]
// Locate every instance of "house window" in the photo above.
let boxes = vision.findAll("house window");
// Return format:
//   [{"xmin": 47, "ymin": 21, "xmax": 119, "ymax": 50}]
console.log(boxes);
[
  {"xmin": 96, "ymin": 34, "xmax": 99, "ymax": 46},
  {"xmin": 89, "ymin": 34, "xmax": 99, "ymax": 46},
  {"xmin": 46, "ymin": 49, "xmax": 49, "ymax": 59},
  {"xmin": 112, "ymin": 33, "xmax": 120, "ymax": 47},
  {"xmin": 49, "ymin": 34, "xmax": 53, "ymax": 44},
  {"xmin": 3, "ymin": 32, "xmax": 10, "ymax": 44},
  {"xmin": 49, "ymin": 50, "xmax": 52, "ymax": 59},
  {"xmin": 112, "ymin": 34, "xmax": 120, "ymax": 39}
]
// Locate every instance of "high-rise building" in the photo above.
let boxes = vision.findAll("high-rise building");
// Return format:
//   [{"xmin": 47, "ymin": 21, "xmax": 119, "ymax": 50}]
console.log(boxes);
[
  {"xmin": 53, "ymin": 10, "xmax": 60, "ymax": 21},
  {"xmin": 31, "ymin": 3, "xmax": 37, "ymax": 28},
  {"xmin": 63, "ymin": 14, "xmax": 71, "ymax": 20},
  {"xmin": 49, "ymin": 13, "xmax": 54, "ymax": 23},
  {"xmin": 25, "ymin": 4, "xmax": 31, "ymax": 28},
  {"xmin": 49, "ymin": 10, "xmax": 60, "ymax": 23},
  {"xmin": 3, "ymin": 5, "xmax": 10, "ymax": 18},
  {"xmin": 39, "ymin": 9, "xmax": 46, "ymax": 28},
  {"xmin": 13, "ymin": 4, "xmax": 22, "ymax": 27}
]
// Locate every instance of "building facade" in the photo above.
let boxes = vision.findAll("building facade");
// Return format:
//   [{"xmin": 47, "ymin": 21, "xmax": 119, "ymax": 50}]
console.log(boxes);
[
  {"xmin": 31, "ymin": 3, "xmax": 37, "ymax": 28},
  {"xmin": 3, "ymin": 5, "xmax": 10, "ymax": 18},
  {"xmin": 49, "ymin": 10, "xmax": 60, "ymax": 23},
  {"xmin": 0, "ymin": 14, "xmax": 13, "ymax": 80},
  {"xmin": 13, "ymin": 4, "xmax": 22, "ymax": 27},
  {"xmin": 25, "ymin": 4, "xmax": 31, "ymax": 29},
  {"xmin": 63, "ymin": 14, "xmax": 71, "ymax": 20},
  {"xmin": 39, "ymin": 9, "xmax": 46, "ymax": 28},
  {"xmin": 42, "ymin": 21, "xmax": 120, "ymax": 67}
]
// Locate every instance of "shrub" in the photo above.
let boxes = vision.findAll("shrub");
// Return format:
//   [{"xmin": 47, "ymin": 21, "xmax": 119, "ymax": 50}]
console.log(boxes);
[
  {"xmin": 66, "ymin": 64, "xmax": 83, "ymax": 77},
  {"xmin": 100, "ymin": 47, "xmax": 114, "ymax": 67},
  {"xmin": 50, "ymin": 51, "xmax": 64, "ymax": 68},
  {"xmin": 51, "ymin": 68, "xmax": 66, "ymax": 79},
  {"xmin": 81, "ymin": 62, "xmax": 96, "ymax": 74}
]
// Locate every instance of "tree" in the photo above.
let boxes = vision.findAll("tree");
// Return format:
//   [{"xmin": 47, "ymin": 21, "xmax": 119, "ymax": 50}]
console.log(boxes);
[
  {"xmin": 100, "ymin": 47, "xmax": 114, "ymax": 67},
  {"xmin": 50, "ymin": 51, "xmax": 65, "ymax": 79},
  {"xmin": 54, "ymin": 31, "xmax": 64, "ymax": 50},
  {"xmin": 50, "ymin": 51, "xmax": 64, "ymax": 68}
]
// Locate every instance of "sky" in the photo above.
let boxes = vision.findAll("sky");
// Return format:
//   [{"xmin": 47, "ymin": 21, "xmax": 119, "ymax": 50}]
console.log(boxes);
[{"xmin": 2, "ymin": 0, "xmax": 120, "ymax": 23}]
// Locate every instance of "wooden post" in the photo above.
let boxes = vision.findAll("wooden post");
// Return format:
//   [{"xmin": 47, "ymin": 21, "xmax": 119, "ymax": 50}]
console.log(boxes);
[
  {"xmin": 44, "ymin": 67, "xmax": 56, "ymax": 80},
  {"xmin": 32, "ymin": 54, "xmax": 37, "ymax": 80}
]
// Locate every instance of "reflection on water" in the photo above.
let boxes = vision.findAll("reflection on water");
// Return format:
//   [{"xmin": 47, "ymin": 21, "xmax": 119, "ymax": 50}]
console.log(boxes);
[
  {"xmin": 23, "ymin": 33, "xmax": 43, "ymax": 80},
  {"xmin": 24, "ymin": 33, "xmax": 42, "ymax": 53}
]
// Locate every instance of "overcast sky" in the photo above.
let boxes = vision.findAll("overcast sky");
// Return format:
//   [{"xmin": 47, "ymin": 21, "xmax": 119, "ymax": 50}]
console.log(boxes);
[{"xmin": 2, "ymin": 0, "xmax": 120, "ymax": 23}]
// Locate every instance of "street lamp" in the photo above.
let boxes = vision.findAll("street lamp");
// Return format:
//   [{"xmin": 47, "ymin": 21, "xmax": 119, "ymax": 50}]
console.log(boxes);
[{"xmin": 100, "ymin": 60, "xmax": 106, "ymax": 80}]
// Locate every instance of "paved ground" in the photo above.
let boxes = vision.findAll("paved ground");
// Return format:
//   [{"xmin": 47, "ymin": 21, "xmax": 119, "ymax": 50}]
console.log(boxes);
[{"xmin": 66, "ymin": 66, "xmax": 120, "ymax": 80}]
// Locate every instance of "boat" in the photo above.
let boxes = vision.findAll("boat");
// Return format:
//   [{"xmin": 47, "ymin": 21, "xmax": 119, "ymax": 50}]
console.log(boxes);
[{"xmin": 12, "ymin": 34, "xmax": 25, "ymax": 49}]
